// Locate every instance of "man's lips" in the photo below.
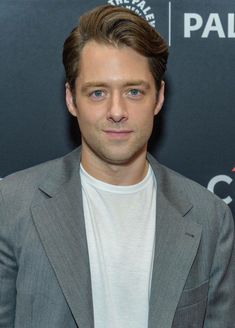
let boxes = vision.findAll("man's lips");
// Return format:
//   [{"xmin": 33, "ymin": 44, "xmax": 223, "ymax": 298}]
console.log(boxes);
[{"xmin": 103, "ymin": 129, "xmax": 133, "ymax": 139}]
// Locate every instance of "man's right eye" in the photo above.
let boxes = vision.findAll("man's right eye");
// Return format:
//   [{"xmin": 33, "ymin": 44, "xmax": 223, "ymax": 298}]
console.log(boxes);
[{"xmin": 89, "ymin": 90, "xmax": 105, "ymax": 99}]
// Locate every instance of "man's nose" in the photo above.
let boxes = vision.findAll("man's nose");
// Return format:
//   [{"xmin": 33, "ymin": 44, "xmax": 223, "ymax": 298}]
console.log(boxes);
[{"xmin": 107, "ymin": 93, "xmax": 128, "ymax": 123}]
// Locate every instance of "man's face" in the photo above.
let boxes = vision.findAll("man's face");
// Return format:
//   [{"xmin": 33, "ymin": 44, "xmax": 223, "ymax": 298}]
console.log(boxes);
[{"xmin": 66, "ymin": 41, "xmax": 164, "ymax": 168}]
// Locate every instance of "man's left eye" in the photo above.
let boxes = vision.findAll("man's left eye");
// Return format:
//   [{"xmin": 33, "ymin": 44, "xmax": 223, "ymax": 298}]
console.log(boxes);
[
  {"xmin": 92, "ymin": 90, "xmax": 104, "ymax": 97},
  {"xmin": 128, "ymin": 89, "xmax": 142, "ymax": 96}
]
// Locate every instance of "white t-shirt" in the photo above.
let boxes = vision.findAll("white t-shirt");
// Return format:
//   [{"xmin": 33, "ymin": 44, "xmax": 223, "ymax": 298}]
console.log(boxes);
[{"xmin": 80, "ymin": 164, "xmax": 157, "ymax": 328}]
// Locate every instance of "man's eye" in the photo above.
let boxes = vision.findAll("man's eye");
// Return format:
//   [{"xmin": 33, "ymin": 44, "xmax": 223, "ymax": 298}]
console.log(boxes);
[
  {"xmin": 128, "ymin": 89, "xmax": 143, "ymax": 97},
  {"xmin": 90, "ymin": 90, "xmax": 105, "ymax": 98}
]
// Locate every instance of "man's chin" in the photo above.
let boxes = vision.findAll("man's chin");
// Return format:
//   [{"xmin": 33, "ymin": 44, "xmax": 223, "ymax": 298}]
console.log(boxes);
[{"xmin": 99, "ymin": 148, "xmax": 146, "ymax": 167}]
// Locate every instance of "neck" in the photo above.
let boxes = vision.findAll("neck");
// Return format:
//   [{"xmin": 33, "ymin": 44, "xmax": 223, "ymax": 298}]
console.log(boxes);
[{"xmin": 81, "ymin": 148, "xmax": 149, "ymax": 186}]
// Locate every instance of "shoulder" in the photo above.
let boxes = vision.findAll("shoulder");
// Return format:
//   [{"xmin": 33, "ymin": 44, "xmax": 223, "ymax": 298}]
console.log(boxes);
[
  {"xmin": 148, "ymin": 154, "xmax": 232, "ymax": 230},
  {"xmin": 0, "ymin": 147, "xmax": 81, "ymax": 207},
  {"xmin": 161, "ymin": 163, "xmax": 226, "ymax": 208},
  {"xmin": 1, "ymin": 157, "xmax": 58, "ymax": 199}
]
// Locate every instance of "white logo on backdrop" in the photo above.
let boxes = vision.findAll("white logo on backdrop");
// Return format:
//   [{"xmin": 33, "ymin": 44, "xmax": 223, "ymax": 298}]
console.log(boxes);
[
  {"xmin": 107, "ymin": 0, "xmax": 156, "ymax": 27},
  {"xmin": 184, "ymin": 13, "xmax": 235, "ymax": 38},
  {"xmin": 207, "ymin": 171, "xmax": 234, "ymax": 205}
]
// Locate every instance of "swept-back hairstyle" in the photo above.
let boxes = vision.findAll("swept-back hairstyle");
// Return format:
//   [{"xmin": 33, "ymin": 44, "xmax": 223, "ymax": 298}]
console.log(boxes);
[{"xmin": 63, "ymin": 5, "xmax": 168, "ymax": 94}]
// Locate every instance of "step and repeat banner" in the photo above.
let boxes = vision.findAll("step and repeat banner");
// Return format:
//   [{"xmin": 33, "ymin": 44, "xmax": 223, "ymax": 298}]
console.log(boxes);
[{"xmin": 0, "ymin": 0, "xmax": 234, "ymax": 216}]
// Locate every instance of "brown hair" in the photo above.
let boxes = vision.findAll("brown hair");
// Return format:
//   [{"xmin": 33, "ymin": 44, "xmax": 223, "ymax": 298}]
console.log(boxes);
[{"xmin": 63, "ymin": 5, "xmax": 168, "ymax": 94}]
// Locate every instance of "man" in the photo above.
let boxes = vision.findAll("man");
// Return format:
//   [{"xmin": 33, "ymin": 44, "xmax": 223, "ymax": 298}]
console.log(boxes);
[{"xmin": 0, "ymin": 5, "xmax": 234, "ymax": 328}]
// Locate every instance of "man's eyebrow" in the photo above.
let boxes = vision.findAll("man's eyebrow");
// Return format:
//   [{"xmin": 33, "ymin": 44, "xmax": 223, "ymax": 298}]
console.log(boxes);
[
  {"xmin": 80, "ymin": 80, "xmax": 151, "ymax": 92},
  {"xmin": 123, "ymin": 81, "xmax": 151, "ymax": 88},
  {"xmin": 81, "ymin": 82, "xmax": 109, "ymax": 93}
]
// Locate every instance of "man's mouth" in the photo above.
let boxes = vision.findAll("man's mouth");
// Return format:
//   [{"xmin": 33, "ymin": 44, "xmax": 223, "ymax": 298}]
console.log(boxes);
[{"xmin": 103, "ymin": 129, "xmax": 133, "ymax": 139}]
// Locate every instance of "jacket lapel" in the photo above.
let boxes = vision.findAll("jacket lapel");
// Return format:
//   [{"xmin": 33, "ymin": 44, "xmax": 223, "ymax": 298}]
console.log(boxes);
[
  {"xmin": 31, "ymin": 149, "xmax": 94, "ymax": 328},
  {"xmin": 148, "ymin": 155, "xmax": 202, "ymax": 328}
]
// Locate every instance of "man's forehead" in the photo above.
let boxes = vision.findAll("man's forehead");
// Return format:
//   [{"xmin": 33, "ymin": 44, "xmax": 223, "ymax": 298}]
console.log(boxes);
[
  {"xmin": 78, "ymin": 43, "xmax": 153, "ymax": 73},
  {"xmin": 79, "ymin": 40, "xmax": 148, "ymax": 64}
]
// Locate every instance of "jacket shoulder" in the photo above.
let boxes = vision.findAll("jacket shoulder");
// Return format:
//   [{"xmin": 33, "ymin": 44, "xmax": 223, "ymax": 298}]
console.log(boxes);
[
  {"xmin": 0, "ymin": 148, "xmax": 80, "ymax": 206},
  {"xmin": 148, "ymin": 154, "xmax": 231, "ymax": 228},
  {"xmin": 160, "ymin": 163, "xmax": 226, "ymax": 208}
]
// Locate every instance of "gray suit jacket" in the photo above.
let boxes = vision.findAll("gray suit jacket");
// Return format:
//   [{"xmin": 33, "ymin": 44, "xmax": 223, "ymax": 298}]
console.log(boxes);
[{"xmin": 0, "ymin": 148, "xmax": 234, "ymax": 328}]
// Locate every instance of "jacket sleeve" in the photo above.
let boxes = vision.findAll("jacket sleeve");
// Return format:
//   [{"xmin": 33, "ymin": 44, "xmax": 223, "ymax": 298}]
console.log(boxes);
[
  {"xmin": 0, "ymin": 190, "xmax": 17, "ymax": 327},
  {"xmin": 204, "ymin": 205, "xmax": 235, "ymax": 327}
]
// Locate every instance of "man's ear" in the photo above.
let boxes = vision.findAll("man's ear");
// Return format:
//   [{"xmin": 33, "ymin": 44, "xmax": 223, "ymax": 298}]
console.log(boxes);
[
  {"xmin": 154, "ymin": 80, "xmax": 165, "ymax": 116},
  {"xmin": 65, "ymin": 83, "xmax": 78, "ymax": 117}
]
